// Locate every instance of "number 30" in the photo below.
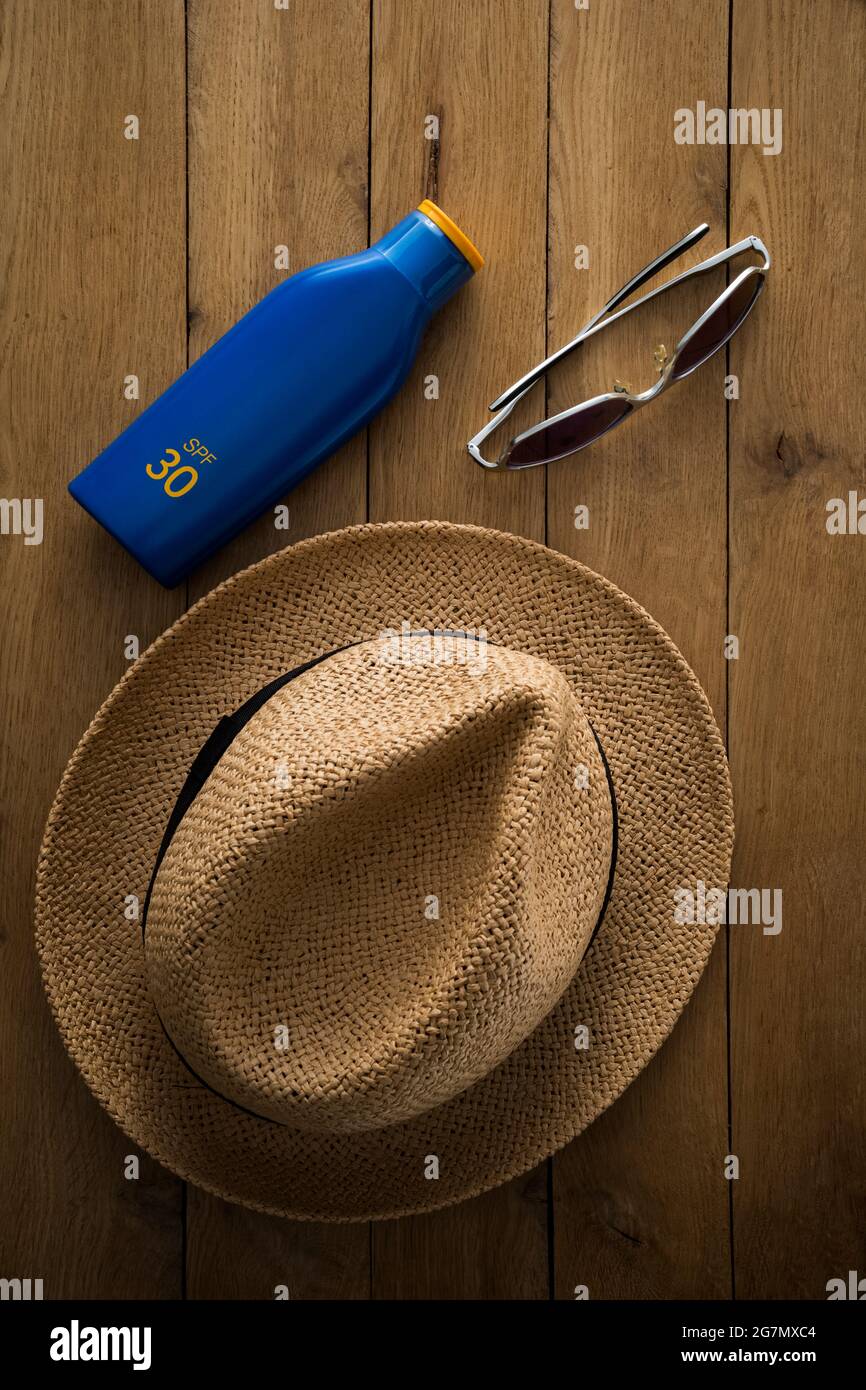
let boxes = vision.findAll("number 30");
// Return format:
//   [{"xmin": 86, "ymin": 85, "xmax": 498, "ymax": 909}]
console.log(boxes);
[{"xmin": 146, "ymin": 448, "xmax": 198, "ymax": 498}]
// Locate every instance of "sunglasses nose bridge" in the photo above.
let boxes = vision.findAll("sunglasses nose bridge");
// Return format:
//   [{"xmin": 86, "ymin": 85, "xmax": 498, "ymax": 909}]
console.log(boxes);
[{"xmin": 632, "ymin": 365, "xmax": 673, "ymax": 405}]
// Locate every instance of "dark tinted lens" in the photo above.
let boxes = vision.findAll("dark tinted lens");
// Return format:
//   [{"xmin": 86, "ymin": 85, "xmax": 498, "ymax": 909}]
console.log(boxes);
[
  {"xmin": 507, "ymin": 396, "xmax": 633, "ymax": 468},
  {"xmin": 672, "ymin": 276, "xmax": 761, "ymax": 381}
]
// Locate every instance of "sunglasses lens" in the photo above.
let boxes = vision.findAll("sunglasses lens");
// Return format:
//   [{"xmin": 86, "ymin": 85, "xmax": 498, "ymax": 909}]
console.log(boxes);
[
  {"xmin": 506, "ymin": 396, "xmax": 633, "ymax": 468},
  {"xmin": 671, "ymin": 276, "xmax": 761, "ymax": 381}
]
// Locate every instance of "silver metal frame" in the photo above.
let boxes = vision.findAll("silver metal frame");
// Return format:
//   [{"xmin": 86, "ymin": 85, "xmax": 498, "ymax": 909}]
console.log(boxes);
[{"xmin": 467, "ymin": 226, "xmax": 771, "ymax": 471}]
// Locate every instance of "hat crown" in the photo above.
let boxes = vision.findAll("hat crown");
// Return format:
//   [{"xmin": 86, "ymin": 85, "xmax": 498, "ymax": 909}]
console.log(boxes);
[{"xmin": 144, "ymin": 635, "xmax": 613, "ymax": 1133}]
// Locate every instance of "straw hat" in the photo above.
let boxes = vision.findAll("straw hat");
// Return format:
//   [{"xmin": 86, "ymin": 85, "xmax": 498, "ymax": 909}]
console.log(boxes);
[{"xmin": 36, "ymin": 521, "xmax": 732, "ymax": 1221}]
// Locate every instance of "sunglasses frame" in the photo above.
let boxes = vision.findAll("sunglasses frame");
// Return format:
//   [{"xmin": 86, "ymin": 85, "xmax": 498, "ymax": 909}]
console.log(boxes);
[{"xmin": 467, "ymin": 226, "xmax": 771, "ymax": 471}]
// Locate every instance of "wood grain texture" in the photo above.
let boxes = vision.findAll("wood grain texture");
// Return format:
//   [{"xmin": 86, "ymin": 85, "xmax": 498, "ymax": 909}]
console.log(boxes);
[
  {"xmin": 184, "ymin": 0, "xmax": 371, "ymax": 1300},
  {"xmin": 368, "ymin": 0, "xmax": 550, "ymax": 1299},
  {"xmin": 546, "ymin": 0, "xmax": 731, "ymax": 1299},
  {"xmin": 0, "ymin": 0, "xmax": 186, "ymax": 1296},
  {"xmin": 728, "ymin": 0, "xmax": 866, "ymax": 1299},
  {"xmin": 368, "ymin": 0, "xmax": 547, "ymax": 540}
]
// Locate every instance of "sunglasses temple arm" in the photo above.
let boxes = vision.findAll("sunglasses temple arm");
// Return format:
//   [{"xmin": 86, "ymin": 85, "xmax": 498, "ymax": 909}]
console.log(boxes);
[
  {"xmin": 489, "ymin": 222, "xmax": 711, "ymax": 413},
  {"xmin": 599, "ymin": 222, "xmax": 711, "ymax": 315}
]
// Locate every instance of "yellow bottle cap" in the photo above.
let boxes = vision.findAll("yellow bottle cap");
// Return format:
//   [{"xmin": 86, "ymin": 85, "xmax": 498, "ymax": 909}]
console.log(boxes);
[{"xmin": 417, "ymin": 199, "xmax": 484, "ymax": 273}]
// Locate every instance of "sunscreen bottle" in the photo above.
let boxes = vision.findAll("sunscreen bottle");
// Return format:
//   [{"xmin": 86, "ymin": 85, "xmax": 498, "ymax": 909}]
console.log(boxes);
[{"xmin": 69, "ymin": 201, "xmax": 483, "ymax": 586}]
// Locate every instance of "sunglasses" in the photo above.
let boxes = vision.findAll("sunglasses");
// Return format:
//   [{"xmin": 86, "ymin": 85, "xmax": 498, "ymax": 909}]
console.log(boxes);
[{"xmin": 467, "ymin": 224, "xmax": 770, "ymax": 471}]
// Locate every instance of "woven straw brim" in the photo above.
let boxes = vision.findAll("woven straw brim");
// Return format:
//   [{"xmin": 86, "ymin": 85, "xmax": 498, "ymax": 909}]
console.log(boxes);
[{"xmin": 36, "ymin": 522, "xmax": 733, "ymax": 1221}]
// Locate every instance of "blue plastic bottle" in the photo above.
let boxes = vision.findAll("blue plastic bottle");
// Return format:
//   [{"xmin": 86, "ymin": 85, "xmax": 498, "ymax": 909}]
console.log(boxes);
[{"xmin": 69, "ymin": 201, "xmax": 483, "ymax": 587}]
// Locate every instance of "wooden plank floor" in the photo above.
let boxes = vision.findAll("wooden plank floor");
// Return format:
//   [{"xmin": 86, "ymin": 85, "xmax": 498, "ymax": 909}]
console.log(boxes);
[{"xmin": 1, "ymin": 0, "xmax": 863, "ymax": 1300}]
